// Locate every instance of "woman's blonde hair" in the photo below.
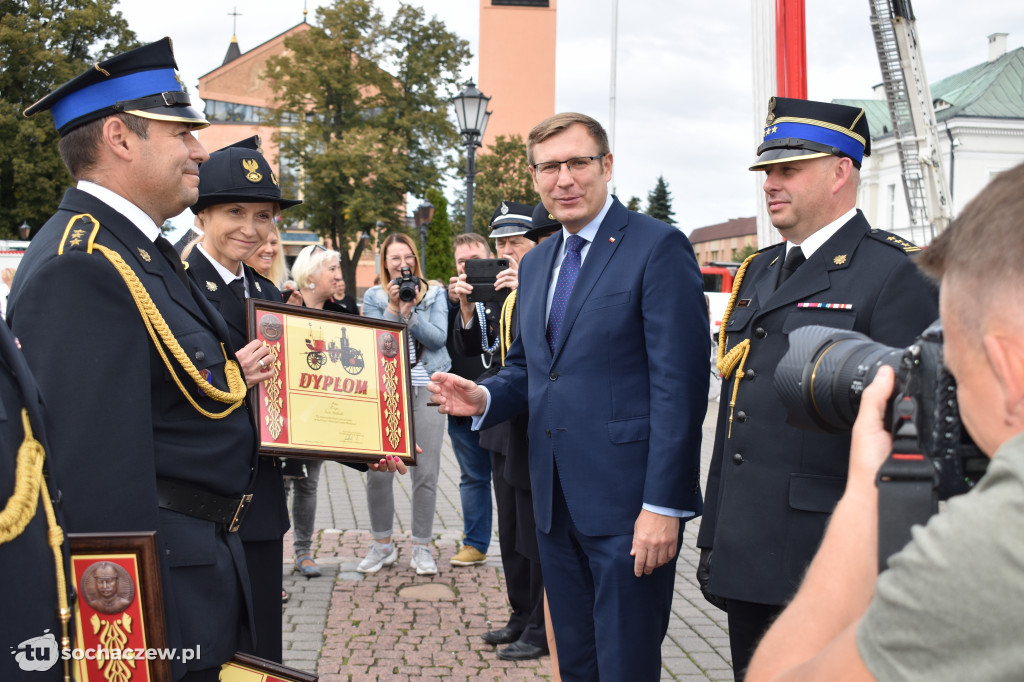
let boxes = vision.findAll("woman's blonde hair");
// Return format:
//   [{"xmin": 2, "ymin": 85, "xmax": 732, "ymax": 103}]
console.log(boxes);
[
  {"xmin": 291, "ymin": 244, "xmax": 340, "ymax": 289},
  {"xmin": 257, "ymin": 222, "xmax": 289, "ymax": 287}
]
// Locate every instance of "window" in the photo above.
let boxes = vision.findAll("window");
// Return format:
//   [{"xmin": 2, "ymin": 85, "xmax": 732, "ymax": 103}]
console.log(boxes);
[{"xmin": 492, "ymin": 0, "xmax": 549, "ymax": 6}]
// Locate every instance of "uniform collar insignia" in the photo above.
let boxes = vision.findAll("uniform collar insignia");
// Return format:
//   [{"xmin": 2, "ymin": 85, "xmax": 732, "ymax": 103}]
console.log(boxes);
[
  {"xmin": 833, "ymin": 254, "xmax": 848, "ymax": 265},
  {"xmin": 206, "ymin": 281, "xmax": 218, "ymax": 291},
  {"xmin": 137, "ymin": 247, "xmax": 152, "ymax": 262},
  {"xmin": 254, "ymin": 280, "xmax": 262, "ymax": 293}
]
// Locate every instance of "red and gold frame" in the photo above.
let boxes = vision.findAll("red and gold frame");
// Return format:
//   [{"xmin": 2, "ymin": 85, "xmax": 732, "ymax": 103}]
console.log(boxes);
[
  {"xmin": 247, "ymin": 300, "xmax": 416, "ymax": 465},
  {"xmin": 68, "ymin": 531, "xmax": 170, "ymax": 682}
]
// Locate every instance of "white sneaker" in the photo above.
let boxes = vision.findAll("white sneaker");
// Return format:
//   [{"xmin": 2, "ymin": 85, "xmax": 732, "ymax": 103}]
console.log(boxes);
[
  {"xmin": 357, "ymin": 542, "xmax": 397, "ymax": 574},
  {"xmin": 410, "ymin": 544, "xmax": 437, "ymax": 576}
]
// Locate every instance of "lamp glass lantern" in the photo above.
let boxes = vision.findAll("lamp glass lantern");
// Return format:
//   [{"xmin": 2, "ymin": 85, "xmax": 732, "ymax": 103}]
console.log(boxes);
[{"xmin": 452, "ymin": 81, "xmax": 492, "ymax": 140}]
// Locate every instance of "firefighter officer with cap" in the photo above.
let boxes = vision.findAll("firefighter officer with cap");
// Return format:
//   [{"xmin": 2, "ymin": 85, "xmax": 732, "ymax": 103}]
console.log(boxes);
[
  {"xmin": 9, "ymin": 38, "xmax": 258, "ymax": 680},
  {"xmin": 695, "ymin": 96, "xmax": 940, "ymax": 679}
]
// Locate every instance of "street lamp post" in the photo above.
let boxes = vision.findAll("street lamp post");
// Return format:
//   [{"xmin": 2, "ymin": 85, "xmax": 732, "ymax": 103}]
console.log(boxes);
[
  {"xmin": 451, "ymin": 81, "xmax": 492, "ymax": 233},
  {"xmin": 18, "ymin": 221, "xmax": 30, "ymax": 240},
  {"xmin": 414, "ymin": 200, "xmax": 435, "ymax": 274}
]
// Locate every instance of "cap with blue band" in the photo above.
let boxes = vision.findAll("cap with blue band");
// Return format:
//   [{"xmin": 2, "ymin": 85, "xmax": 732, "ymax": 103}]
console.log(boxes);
[
  {"xmin": 750, "ymin": 96, "xmax": 871, "ymax": 171},
  {"xmin": 24, "ymin": 37, "xmax": 207, "ymax": 136}
]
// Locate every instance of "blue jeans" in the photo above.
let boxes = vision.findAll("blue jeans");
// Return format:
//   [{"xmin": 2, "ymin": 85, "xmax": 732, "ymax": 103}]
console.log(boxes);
[{"xmin": 447, "ymin": 417, "xmax": 492, "ymax": 552}]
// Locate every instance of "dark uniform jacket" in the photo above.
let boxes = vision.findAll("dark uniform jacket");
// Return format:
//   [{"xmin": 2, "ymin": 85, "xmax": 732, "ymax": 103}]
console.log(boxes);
[
  {"xmin": 8, "ymin": 188, "xmax": 257, "ymax": 677},
  {"xmin": 0, "ymin": 321, "xmax": 74, "ymax": 681},
  {"xmin": 697, "ymin": 211, "xmax": 939, "ymax": 605},
  {"xmin": 184, "ymin": 250, "xmax": 290, "ymax": 543},
  {"xmin": 453, "ymin": 293, "xmax": 532, "ymax": 490}
]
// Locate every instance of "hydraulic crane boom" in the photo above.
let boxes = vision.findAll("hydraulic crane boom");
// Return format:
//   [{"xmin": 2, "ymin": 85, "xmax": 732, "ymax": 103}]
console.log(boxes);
[{"xmin": 869, "ymin": 0, "xmax": 952, "ymax": 239}]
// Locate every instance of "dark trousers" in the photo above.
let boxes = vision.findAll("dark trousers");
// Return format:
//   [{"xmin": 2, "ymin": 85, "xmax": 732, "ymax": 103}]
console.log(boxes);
[
  {"xmin": 537, "ymin": 467, "xmax": 680, "ymax": 682},
  {"xmin": 239, "ymin": 538, "xmax": 284, "ymax": 663},
  {"xmin": 493, "ymin": 452, "xmax": 546, "ymax": 648},
  {"xmin": 726, "ymin": 598, "xmax": 784, "ymax": 681}
]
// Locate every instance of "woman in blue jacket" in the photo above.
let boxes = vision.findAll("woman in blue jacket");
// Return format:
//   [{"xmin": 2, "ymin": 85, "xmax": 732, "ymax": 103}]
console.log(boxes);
[{"xmin": 359, "ymin": 233, "xmax": 450, "ymax": 575}]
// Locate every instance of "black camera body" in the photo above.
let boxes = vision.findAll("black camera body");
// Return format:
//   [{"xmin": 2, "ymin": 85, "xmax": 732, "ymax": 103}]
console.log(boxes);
[
  {"xmin": 395, "ymin": 266, "xmax": 419, "ymax": 303},
  {"xmin": 775, "ymin": 320, "xmax": 987, "ymax": 501}
]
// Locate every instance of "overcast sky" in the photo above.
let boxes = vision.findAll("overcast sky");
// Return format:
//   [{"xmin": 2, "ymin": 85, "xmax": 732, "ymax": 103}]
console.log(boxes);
[{"xmin": 114, "ymin": 0, "xmax": 1024, "ymax": 235}]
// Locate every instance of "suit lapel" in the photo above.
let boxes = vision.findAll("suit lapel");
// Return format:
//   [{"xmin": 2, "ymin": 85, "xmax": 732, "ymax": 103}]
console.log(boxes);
[
  {"xmin": 531, "ymin": 233, "xmax": 562, "ymax": 361},
  {"xmin": 186, "ymin": 251, "xmax": 247, "ymax": 343},
  {"xmin": 550, "ymin": 199, "xmax": 626, "ymax": 363}
]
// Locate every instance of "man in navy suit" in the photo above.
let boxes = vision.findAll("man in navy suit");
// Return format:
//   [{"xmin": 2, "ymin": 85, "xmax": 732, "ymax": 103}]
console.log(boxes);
[{"xmin": 430, "ymin": 112, "xmax": 708, "ymax": 680}]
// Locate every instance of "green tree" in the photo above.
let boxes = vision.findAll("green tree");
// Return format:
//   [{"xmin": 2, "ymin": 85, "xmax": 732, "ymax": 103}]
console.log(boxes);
[
  {"xmin": 265, "ymin": 0, "xmax": 470, "ymax": 286},
  {"xmin": 0, "ymin": 0, "xmax": 137, "ymax": 237},
  {"xmin": 732, "ymin": 243, "xmax": 758, "ymax": 262},
  {"xmin": 626, "ymin": 196, "xmax": 642, "ymax": 212},
  {"xmin": 470, "ymin": 134, "xmax": 539, "ymax": 235},
  {"xmin": 645, "ymin": 175, "xmax": 676, "ymax": 225},
  {"xmin": 423, "ymin": 187, "xmax": 453, "ymax": 282}
]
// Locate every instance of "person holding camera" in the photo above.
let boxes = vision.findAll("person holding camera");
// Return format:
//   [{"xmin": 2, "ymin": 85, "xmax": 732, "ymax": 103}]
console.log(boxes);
[
  {"xmin": 449, "ymin": 202, "xmax": 560, "ymax": 662},
  {"xmin": 444, "ymin": 231, "xmax": 498, "ymax": 569},
  {"xmin": 745, "ymin": 162, "xmax": 1024, "ymax": 681},
  {"xmin": 696, "ymin": 97, "xmax": 940, "ymax": 679},
  {"xmin": 359, "ymin": 233, "xmax": 450, "ymax": 575}
]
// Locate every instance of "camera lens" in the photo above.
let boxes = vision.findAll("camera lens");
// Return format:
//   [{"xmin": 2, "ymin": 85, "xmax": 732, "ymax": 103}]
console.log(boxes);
[{"xmin": 774, "ymin": 325, "xmax": 902, "ymax": 433}]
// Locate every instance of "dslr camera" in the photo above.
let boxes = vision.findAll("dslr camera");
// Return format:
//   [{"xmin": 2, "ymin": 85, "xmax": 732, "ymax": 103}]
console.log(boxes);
[
  {"xmin": 395, "ymin": 266, "xmax": 420, "ymax": 303},
  {"xmin": 774, "ymin": 320, "xmax": 987, "ymax": 501}
]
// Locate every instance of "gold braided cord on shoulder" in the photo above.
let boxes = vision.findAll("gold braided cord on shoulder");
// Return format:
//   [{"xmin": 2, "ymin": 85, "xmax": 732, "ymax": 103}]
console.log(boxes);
[
  {"xmin": 0, "ymin": 410, "xmax": 71, "ymax": 678},
  {"xmin": 0, "ymin": 410, "xmax": 45, "ymax": 544},
  {"xmin": 500, "ymin": 288, "xmax": 518, "ymax": 366},
  {"xmin": 715, "ymin": 252, "xmax": 758, "ymax": 439},
  {"xmin": 89, "ymin": 242, "xmax": 246, "ymax": 419}
]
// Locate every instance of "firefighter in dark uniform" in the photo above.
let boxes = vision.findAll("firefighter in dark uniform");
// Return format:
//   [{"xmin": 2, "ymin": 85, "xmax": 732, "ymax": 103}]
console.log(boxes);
[
  {"xmin": 0, "ymin": 321, "xmax": 74, "ymax": 682},
  {"xmin": 452, "ymin": 201, "xmax": 560, "ymax": 662},
  {"xmin": 696, "ymin": 97, "xmax": 940, "ymax": 679},
  {"xmin": 10, "ymin": 39, "xmax": 259, "ymax": 680},
  {"xmin": 185, "ymin": 135, "xmax": 301, "ymax": 663}
]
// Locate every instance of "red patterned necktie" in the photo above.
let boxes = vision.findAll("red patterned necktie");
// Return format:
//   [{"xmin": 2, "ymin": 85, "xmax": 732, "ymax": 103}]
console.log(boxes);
[{"xmin": 546, "ymin": 234, "xmax": 586, "ymax": 352}]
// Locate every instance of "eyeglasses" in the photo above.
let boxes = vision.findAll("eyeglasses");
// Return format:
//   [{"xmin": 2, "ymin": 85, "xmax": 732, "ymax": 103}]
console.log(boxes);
[
  {"xmin": 531, "ymin": 154, "xmax": 606, "ymax": 177},
  {"xmin": 386, "ymin": 254, "xmax": 417, "ymax": 265}
]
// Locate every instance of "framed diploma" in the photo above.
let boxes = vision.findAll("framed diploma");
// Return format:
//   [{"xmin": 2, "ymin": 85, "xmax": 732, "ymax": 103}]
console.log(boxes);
[
  {"xmin": 248, "ymin": 299, "xmax": 416, "ymax": 465},
  {"xmin": 68, "ymin": 531, "xmax": 170, "ymax": 682},
  {"xmin": 220, "ymin": 652, "xmax": 318, "ymax": 681}
]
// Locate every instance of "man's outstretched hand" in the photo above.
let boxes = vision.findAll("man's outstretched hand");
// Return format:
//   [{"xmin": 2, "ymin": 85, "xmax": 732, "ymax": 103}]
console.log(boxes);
[{"xmin": 428, "ymin": 372, "xmax": 488, "ymax": 417}]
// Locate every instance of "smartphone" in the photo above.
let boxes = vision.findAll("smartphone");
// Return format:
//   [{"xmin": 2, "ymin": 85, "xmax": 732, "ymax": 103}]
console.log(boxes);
[{"xmin": 464, "ymin": 258, "xmax": 510, "ymax": 303}]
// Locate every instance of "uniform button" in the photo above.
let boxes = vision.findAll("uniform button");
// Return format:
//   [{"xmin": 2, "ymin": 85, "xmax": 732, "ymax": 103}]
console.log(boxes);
[
  {"xmin": 195, "ymin": 350, "xmax": 206, "ymax": 361},
  {"xmin": 549, "ymin": 372, "xmax": 559, "ymax": 381},
  {"xmin": 736, "ymin": 410, "xmax": 748, "ymax": 422},
  {"xmin": 754, "ymin": 327, "xmax": 767, "ymax": 338},
  {"xmin": 745, "ymin": 369, "xmax": 757, "ymax": 380},
  {"xmin": 732, "ymin": 453, "xmax": 744, "ymax": 465}
]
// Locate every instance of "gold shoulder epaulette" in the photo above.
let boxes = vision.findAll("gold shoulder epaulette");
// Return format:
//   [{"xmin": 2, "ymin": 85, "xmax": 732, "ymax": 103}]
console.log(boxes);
[
  {"xmin": 57, "ymin": 214, "xmax": 101, "ymax": 255},
  {"xmin": 868, "ymin": 229, "xmax": 921, "ymax": 254}
]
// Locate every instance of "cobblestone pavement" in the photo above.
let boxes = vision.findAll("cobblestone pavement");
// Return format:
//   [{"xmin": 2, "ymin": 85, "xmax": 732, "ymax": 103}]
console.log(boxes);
[{"xmin": 280, "ymin": 401, "xmax": 734, "ymax": 681}]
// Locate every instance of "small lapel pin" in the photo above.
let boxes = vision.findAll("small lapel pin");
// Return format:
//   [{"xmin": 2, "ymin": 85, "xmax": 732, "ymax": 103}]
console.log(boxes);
[
  {"xmin": 833, "ymin": 254, "xmax": 848, "ymax": 265},
  {"xmin": 206, "ymin": 281, "xmax": 218, "ymax": 292},
  {"xmin": 608, "ymin": 237, "xmax": 615, "ymax": 243}
]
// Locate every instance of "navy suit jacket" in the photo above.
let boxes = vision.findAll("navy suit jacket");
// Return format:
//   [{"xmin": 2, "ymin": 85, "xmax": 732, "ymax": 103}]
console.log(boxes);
[{"xmin": 481, "ymin": 197, "xmax": 708, "ymax": 536}]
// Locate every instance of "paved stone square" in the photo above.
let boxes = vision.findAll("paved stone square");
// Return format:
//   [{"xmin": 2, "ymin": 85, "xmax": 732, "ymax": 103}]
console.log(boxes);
[{"xmin": 280, "ymin": 401, "xmax": 734, "ymax": 681}]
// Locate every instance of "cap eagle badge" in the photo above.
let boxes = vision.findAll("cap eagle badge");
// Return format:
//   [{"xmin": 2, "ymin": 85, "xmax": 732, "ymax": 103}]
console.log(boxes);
[{"xmin": 242, "ymin": 158, "xmax": 263, "ymax": 183}]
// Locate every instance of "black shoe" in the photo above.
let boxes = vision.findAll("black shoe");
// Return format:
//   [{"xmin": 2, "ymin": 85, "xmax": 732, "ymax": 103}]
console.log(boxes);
[
  {"xmin": 497, "ymin": 640, "xmax": 548, "ymax": 661},
  {"xmin": 481, "ymin": 626, "xmax": 523, "ymax": 645}
]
